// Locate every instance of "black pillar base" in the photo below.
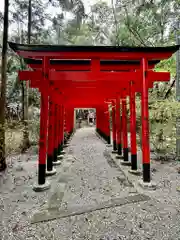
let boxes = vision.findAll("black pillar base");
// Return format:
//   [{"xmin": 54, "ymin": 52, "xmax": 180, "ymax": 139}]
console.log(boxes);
[
  {"xmin": 117, "ymin": 143, "xmax": 122, "ymax": 155},
  {"xmin": 101, "ymin": 131, "xmax": 104, "ymax": 139},
  {"xmin": 53, "ymin": 148, "xmax": 58, "ymax": 162},
  {"xmin": 38, "ymin": 164, "xmax": 46, "ymax": 185},
  {"xmin": 64, "ymin": 133, "xmax": 70, "ymax": 144},
  {"xmin": 131, "ymin": 154, "xmax": 137, "ymax": 170},
  {"xmin": 143, "ymin": 163, "xmax": 151, "ymax": 182},
  {"xmin": 113, "ymin": 140, "xmax": 117, "ymax": 151},
  {"xmin": 57, "ymin": 143, "xmax": 63, "ymax": 155},
  {"xmin": 47, "ymin": 155, "xmax": 53, "ymax": 172},
  {"xmin": 123, "ymin": 148, "xmax": 129, "ymax": 161},
  {"xmin": 104, "ymin": 134, "xmax": 107, "ymax": 142},
  {"xmin": 107, "ymin": 136, "xmax": 111, "ymax": 144}
]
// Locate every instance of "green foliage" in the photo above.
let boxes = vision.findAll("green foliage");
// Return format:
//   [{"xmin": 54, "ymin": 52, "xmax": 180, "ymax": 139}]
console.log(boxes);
[
  {"xmin": 155, "ymin": 57, "xmax": 176, "ymax": 77},
  {"xmin": 149, "ymin": 100, "xmax": 180, "ymax": 158},
  {"xmin": 136, "ymin": 96, "xmax": 180, "ymax": 160}
]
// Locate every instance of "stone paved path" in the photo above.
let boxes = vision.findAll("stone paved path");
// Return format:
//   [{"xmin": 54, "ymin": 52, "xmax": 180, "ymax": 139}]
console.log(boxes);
[
  {"xmin": 1, "ymin": 127, "xmax": 180, "ymax": 240},
  {"xmin": 62, "ymin": 127, "xmax": 137, "ymax": 208}
]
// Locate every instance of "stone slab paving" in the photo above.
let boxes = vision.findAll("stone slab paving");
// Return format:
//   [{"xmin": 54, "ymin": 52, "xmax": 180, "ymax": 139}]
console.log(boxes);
[
  {"xmin": 61, "ymin": 128, "xmax": 138, "ymax": 206},
  {"xmin": 0, "ymin": 127, "xmax": 180, "ymax": 239}
]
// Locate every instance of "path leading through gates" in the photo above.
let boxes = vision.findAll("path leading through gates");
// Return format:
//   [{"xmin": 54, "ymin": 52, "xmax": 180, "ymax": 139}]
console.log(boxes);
[
  {"xmin": 60, "ymin": 127, "xmax": 139, "ymax": 207},
  {"xmin": 31, "ymin": 127, "xmax": 179, "ymax": 239}
]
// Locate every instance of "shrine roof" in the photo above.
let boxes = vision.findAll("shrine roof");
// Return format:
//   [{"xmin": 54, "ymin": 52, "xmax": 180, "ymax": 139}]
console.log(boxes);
[{"xmin": 9, "ymin": 42, "xmax": 179, "ymax": 54}]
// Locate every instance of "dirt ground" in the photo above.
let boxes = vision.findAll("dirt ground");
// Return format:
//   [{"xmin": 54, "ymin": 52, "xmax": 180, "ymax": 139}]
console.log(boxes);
[{"xmin": 1, "ymin": 127, "xmax": 180, "ymax": 240}]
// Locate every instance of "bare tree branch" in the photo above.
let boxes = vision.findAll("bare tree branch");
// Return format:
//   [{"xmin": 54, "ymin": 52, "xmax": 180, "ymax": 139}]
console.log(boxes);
[
  {"xmin": 111, "ymin": 0, "xmax": 119, "ymax": 46},
  {"xmin": 164, "ymin": 76, "xmax": 176, "ymax": 99}
]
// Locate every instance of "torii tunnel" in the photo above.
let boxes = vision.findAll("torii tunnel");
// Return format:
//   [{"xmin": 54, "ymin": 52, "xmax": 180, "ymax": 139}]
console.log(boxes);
[{"xmin": 8, "ymin": 42, "xmax": 179, "ymax": 191}]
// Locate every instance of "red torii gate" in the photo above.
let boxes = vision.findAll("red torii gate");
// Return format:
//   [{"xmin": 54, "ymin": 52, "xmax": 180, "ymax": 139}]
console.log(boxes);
[{"xmin": 8, "ymin": 41, "xmax": 179, "ymax": 191}]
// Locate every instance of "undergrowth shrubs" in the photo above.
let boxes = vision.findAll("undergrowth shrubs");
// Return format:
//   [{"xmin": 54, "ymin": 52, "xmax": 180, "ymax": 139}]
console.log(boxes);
[{"xmin": 5, "ymin": 119, "xmax": 40, "ymax": 155}]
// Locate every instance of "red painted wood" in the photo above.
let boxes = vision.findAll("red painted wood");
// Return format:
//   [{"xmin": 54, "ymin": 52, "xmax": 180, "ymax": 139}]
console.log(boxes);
[
  {"xmin": 60, "ymin": 105, "xmax": 65, "ymax": 145},
  {"xmin": 116, "ymin": 96, "xmax": 121, "ymax": 145},
  {"xmin": 53, "ymin": 104, "xmax": 58, "ymax": 150},
  {"xmin": 19, "ymin": 70, "xmax": 170, "ymax": 83},
  {"xmin": 65, "ymin": 107, "xmax": 74, "ymax": 134},
  {"xmin": 122, "ymin": 96, "xmax": 128, "ymax": 149},
  {"xmin": 47, "ymin": 98, "xmax": 55, "ymax": 156},
  {"xmin": 104, "ymin": 104, "xmax": 110, "ymax": 139},
  {"xmin": 29, "ymin": 79, "xmax": 154, "ymax": 95},
  {"xmin": 38, "ymin": 57, "xmax": 49, "ymax": 166},
  {"xmin": 28, "ymin": 63, "xmax": 157, "ymax": 71},
  {"xmin": 57, "ymin": 105, "xmax": 61, "ymax": 148},
  {"xmin": 49, "ymin": 71, "xmax": 170, "ymax": 82},
  {"xmin": 112, "ymin": 100, "xmax": 116, "ymax": 143},
  {"xmin": 129, "ymin": 82, "xmax": 137, "ymax": 155},
  {"xmin": 141, "ymin": 58, "xmax": 150, "ymax": 164},
  {"xmin": 100, "ymin": 104, "xmax": 109, "ymax": 139}
]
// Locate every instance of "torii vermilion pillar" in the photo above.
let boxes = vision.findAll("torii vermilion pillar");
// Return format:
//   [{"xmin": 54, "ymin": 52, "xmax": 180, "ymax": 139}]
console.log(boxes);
[
  {"xmin": 129, "ymin": 81, "xmax": 138, "ymax": 172},
  {"xmin": 36, "ymin": 57, "xmax": 51, "ymax": 189},
  {"xmin": 122, "ymin": 94, "xmax": 129, "ymax": 163},
  {"xmin": 116, "ymin": 96, "xmax": 122, "ymax": 156},
  {"xmin": 141, "ymin": 58, "xmax": 151, "ymax": 182},
  {"xmin": 46, "ymin": 98, "xmax": 57, "ymax": 175},
  {"xmin": 96, "ymin": 103, "xmax": 110, "ymax": 144},
  {"xmin": 112, "ymin": 100, "xmax": 117, "ymax": 153}
]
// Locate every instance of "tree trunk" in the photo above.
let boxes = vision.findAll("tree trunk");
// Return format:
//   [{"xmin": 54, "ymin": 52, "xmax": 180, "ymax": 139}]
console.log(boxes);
[
  {"xmin": 21, "ymin": 81, "xmax": 30, "ymax": 152},
  {"xmin": 21, "ymin": 0, "xmax": 32, "ymax": 152},
  {"xmin": 0, "ymin": 0, "xmax": 9, "ymax": 171},
  {"xmin": 28, "ymin": 0, "xmax": 32, "ymax": 44},
  {"xmin": 176, "ymin": 20, "xmax": 180, "ymax": 160}
]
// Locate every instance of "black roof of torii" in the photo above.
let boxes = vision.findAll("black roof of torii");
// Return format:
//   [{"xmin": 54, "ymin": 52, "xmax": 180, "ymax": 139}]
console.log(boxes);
[{"xmin": 8, "ymin": 41, "xmax": 180, "ymax": 53}]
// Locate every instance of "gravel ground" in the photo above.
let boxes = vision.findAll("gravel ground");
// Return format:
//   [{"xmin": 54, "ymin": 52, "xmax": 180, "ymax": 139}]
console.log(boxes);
[{"xmin": 0, "ymin": 127, "xmax": 180, "ymax": 240}]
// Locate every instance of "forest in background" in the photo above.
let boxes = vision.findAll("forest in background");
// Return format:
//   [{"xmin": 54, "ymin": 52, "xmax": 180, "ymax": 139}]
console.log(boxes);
[{"xmin": 0, "ymin": 0, "xmax": 180, "ymax": 165}]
